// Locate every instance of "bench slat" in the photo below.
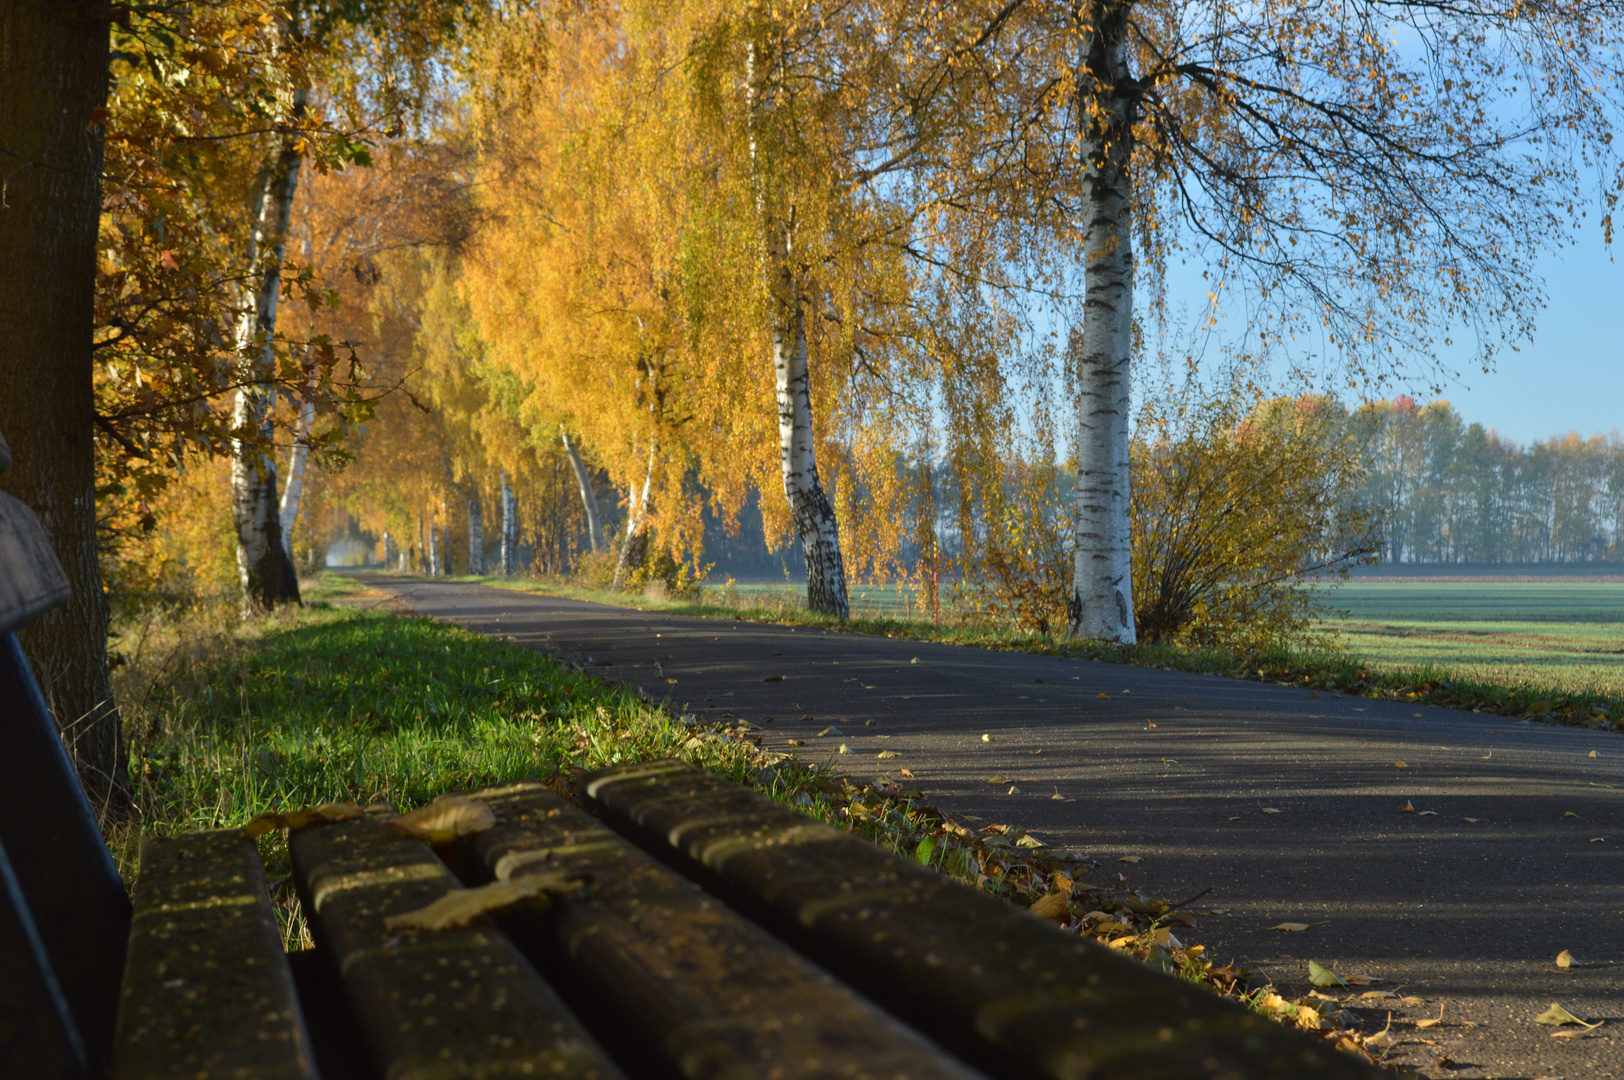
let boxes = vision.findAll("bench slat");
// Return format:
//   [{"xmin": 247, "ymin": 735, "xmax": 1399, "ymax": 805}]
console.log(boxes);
[
  {"xmin": 466, "ymin": 782, "xmax": 985, "ymax": 1080},
  {"xmin": 289, "ymin": 814, "xmax": 622, "ymax": 1080},
  {"xmin": 584, "ymin": 760, "xmax": 1385, "ymax": 1080},
  {"xmin": 111, "ymin": 830, "xmax": 315, "ymax": 1080}
]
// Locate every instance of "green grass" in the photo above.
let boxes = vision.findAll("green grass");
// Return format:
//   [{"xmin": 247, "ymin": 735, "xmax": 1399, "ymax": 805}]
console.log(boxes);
[{"xmin": 1323, "ymin": 580, "xmax": 1624, "ymax": 697}]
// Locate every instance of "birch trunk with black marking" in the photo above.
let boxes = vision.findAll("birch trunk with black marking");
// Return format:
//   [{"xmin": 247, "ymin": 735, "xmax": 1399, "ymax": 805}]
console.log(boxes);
[
  {"xmin": 416, "ymin": 512, "xmax": 426, "ymax": 574},
  {"xmin": 426, "ymin": 513, "xmax": 439, "ymax": 576},
  {"xmin": 0, "ymin": 0, "xmax": 132, "ymax": 820},
  {"xmin": 772, "ymin": 274, "xmax": 849, "ymax": 619},
  {"xmin": 231, "ymin": 85, "xmax": 306, "ymax": 614},
  {"xmin": 465, "ymin": 488, "xmax": 484, "ymax": 575},
  {"xmin": 278, "ymin": 396, "xmax": 314, "ymax": 556},
  {"xmin": 746, "ymin": 40, "xmax": 849, "ymax": 620},
  {"xmin": 612, "ymin": 441, "xmax": 655, "ymax": 588},
  {"xmin": 561, "ymin": 431, "xmax": 603, "ymax": 553},
  {"xmin": 1067, "ymin": 1, "xmax": 1137, "ymax": 644},
  {"xmin": 500, "ymin": 469, "xmax": 517, "ymax": 575}
]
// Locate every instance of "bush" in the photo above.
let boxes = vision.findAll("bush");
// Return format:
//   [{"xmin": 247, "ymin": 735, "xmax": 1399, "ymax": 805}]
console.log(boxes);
[{"xmin": 1130, "ymin": 392, "xmax": 1380, "ymax": 650}]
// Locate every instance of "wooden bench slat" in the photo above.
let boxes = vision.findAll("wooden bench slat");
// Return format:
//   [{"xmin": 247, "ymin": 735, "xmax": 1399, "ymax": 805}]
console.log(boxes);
[
  {"xmin": 111, "ymin": 830, "xmax": 315, "ymax": 1080},
  {"xmin": 289, "ymin": 813, "xmax": 623, "ymax": 1080},
  {"xmin": 583, "ymin": 760, "xmax": 1386, "ymax": 1080},
  {"xmin": 465, "ymin": 782, "xmax": 985, "ymax": 1080}
]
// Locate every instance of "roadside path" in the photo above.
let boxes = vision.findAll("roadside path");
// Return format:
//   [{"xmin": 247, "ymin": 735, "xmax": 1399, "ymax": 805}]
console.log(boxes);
[{"xmin": 354, "ymin": 574, "xmax": 1621, "ymax": 1080}]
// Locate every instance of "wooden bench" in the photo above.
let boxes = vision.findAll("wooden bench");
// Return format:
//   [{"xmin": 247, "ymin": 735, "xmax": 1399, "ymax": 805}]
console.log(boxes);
[{"xmin": 0, "ymin": 480, "xmax": 1387, "ymax": 1080}]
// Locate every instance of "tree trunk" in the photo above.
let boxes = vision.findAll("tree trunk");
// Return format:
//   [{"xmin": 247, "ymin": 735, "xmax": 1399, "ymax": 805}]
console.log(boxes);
[
  {"xmin": 465, "ymin": 489, "xmax": 484, "ymax": 575},
  {"xmin": 500, "ymin": 468, "xmax": 517, "ymax": 575},
  {"xmin": 561, "ymin": 431, "xmax": 603, "ymax": 552},
  {"xmin": 426, "ymin": 513, "xmax": 439, "ymax": 576},
  {"xmin": 382, "ymin": 530, "xmax": 394, "ymax": 569},
  {"xmin": 773, "ymin": 278, "xmax": 850, "ymax": 619},
  {"xmin": 278, "ymin": 396, "xmax": 315, "ymax": 555},
  {"xmin": 231, "ymin": 85, "xmax": 306, "ymax": 614},
  {"xmin": 441, "ymin": 522, "xmax": 453, "ymax": 576},
  {"xmin": 415, "ymin": 512, "xmax": 426, "ymax": 574},
  {"xmin": 612, "ymin": 441, "xmax": 655, "ymax": 588},
  {"xmin": 0, "ymin": 0, "xmax": 131, "ymax": 821},
  {"xmin": 1066, "ymin": 1, "xmax": 1137, "ymax": 644}
]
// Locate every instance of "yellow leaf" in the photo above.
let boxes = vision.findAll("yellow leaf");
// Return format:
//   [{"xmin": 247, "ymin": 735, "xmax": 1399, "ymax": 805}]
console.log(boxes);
[
  {"xmin": 1555, "ymin": 950, "xmax": 1572, "ymax": 969},
  {"xmin": 1393, "ymin": 761, "xmax": 1408, "ymax": 768},
  {"xmin": 1401, "ymin": 801, "xmax": 1415, "ymax": 813},
  {"xmin": 384, "ymin": 873, "xmax": 581, "ymax": 932},
  {"xmin": 1534, "ymin": 1003, "xmax": 1597, "ymax": 1028},
  {"xmin": 877, "ymin": 749, "xmax": 900, "ymax": 759},
  {"xmin": 1261, "ymin": 807, "xmax": 1282, "ymax": 814},
  {"xmin": 1117, "ymin": 855, "xmax": 1142, "ymax": 863},
  {"xmin": 1029, "ymin": 892, "xmax": 1070, "ymax": 921},
  {"xmin": 1267, "ymin": 922, "xmax": 1313, "ymax": 932},
  {"xmin": 388, "ymin": 795, "xmax": 496, "ymax": 844},
  {"xmin": 243, "ymin": 801, "xmax": 365, "ymax": 838}
]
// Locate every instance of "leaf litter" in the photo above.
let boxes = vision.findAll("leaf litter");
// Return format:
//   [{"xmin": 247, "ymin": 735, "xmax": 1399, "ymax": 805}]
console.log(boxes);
[{"xmin": 384, "ymin": 872, "xmax": 583, "ymax": 932}]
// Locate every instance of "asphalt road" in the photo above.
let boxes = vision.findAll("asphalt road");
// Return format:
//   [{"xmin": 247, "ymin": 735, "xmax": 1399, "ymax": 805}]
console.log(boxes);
[{"xmin": 354, "ymin": 574, "xmax": 1622, "ymax": 1080}]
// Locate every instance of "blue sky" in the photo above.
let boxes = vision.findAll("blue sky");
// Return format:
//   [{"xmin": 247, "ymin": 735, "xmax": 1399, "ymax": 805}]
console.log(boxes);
[{"xmin": 1403, "ymin": 225, "xmax": 1624, "ymax": 446}]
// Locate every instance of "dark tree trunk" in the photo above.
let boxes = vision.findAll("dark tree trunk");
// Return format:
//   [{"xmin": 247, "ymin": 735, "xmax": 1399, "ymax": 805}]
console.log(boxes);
[{"xmin": 0, "ymin": 0, "xmax": 131, "ymax": 821}]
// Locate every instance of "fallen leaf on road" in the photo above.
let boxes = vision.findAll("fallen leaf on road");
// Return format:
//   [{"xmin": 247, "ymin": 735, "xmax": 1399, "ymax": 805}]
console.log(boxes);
[
  {"xmin": 1564, "ymin": 811, "xmax": 1580, "ymax": 818},
  {"xmin": 1418, "ymin": 810, "xmax": 1438, "ymax": 817},
  {"xmin": 1261, "ymin": 807, "xmax": 1282, "ymax": 814},
  {"xmin": 1016, "ymin": 834, "xmax": 1045, "ymax": 848},
  {"xmin": 910, "ymin": 657, "xmax": 918, "ymax": 663},
  {"xmin": 786, "ymin": 739, "xmax": 802, "ymax": 746},
  {"xmin": 1590, "ymin": 837, "xmax": 1607, "ymax": 843},
  {"xmin": 982, "ymin": 733, "xmax": 992, "ymax": 742},
  {"xmin": 763, "ymin": 674, "xmax": 784, "ymax": 682},
  {"xmin": 899, "ymin": 769, "xmax": 914, "ymax": 777},
  {"xmin": 817, "ymin": 727, "xmax": 841, "ymax": 736},
  {"xmin": 1416, "ymin": 1006, "xmax": 1445, "ymax": 1029},
  {"xmin": 1029, "ymin": 892, "xmax": 1070, "ymax": 921},
  {"xmin": 877, "ymin": 749, "xmax": 900, "ymax": 759},
  {"xmin": 837, "ymin": 744, "xmax": 851, "ymax": 754},
  {"xmin": 1096, "ymin": 693, "xmax": 1110, "ymax": 699},
  {"xmin": 1308, "ymin": 960, "xmax": 1347, "ymax": 988},
  {"xmin": 1051, "ymin": 793, "xmax": 1065, "ymax": 800},
  {"xmin": 1228, "ymin": 816, "xmax": 1241, "ymax": 821},
  {"xmin": 1031, "ymin": 749, "xmax": 1044, "ymax": 755},
  {"xmin": 1117, "ymin": 855, "xmax": 1142, "ymax": 863},
  {"xmin": 1464, "ymin": 817, "xmax": 1483, "ymax": 823},
  {"xmin": 1589, "ymin": 750, "xmax": 1598, "ymax": 758},
  {"xmin": 666, "ymin": 678, "xmax": 678, "ymax": 684},
  {"xmin": 1364, "ymin": 1018, "xmax": 1397, "ymax": 1051},
  {"xmin": 1007, "ymin": 785, "xmax": 1022, "ymax": 795},
  {"xmin": 1556, "ymin": 950, "xmax": 1573, "ymax": 969},
  {"xmin": 1361, "ymin": 990, "xmax": 1399, "ymax": 1000},
  {"xmin": 1400, "ymin": 996, "xmax": 1426, "ymax": 1006},
  {"xmin": 1535, "ymin": 1004, "xmax": 1598, "ymax": 1028},
  {"xmin": 1401, "ymin": 801, "xmax": 1416, "ymax": 813},
  {"xmin": 1551, "ymin": 1030, "xmax": 1594, "ymax": 1040},
  {"xmin": 1394, "ymin": 761, "xmax": 1408, "ymax": 768},
  {"xmin": 1267, "ymin": 922, "xmax": 1315, "ymax": 932},
  {"xmin": 1345, "ymin": 975, "xmax": 1380, "ymax": 985},
  {"xmin": 986, "ymin": 775, "xmax": 1009, "ymax": 783}
]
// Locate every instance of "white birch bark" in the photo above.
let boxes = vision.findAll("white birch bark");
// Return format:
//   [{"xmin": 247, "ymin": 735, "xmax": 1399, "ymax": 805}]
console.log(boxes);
[
  {"xmin": 773, "ymin": 280, "xmax": 849, "ymax": 619},
  {"xmin": 278, "ymin": 397, "xmax": 315, "ymax": 556},
  {"xmin": 500, "ymin": 468, "xmax": 517, "ymax": 575},
  {"xmin": 427, "ymin": 512, "xmax": 439, "ymax": 577},
  {"xmin": 612, "ymin": 440, "xmax": 655, "ymax": 588},
  {"xmin": 465, "ymin": 489, "xmax": 484, "ymax": 575},
  {"xmin": 415, "ymin": 512, "xmax": 426, "ymax": 574},
  {"xmin": 560, "ymin": 430, "xmax": 603, "ymax": 553},
  {"xmin": 382, "ymin": 530, "xmax": 394, "ymax": 569},
  {"xmin": 1067, "ymin": 2, "xmax": 1137, "ymax": 644},
  {"xmin": 231, "ymin": 84, "xmax": 306, "ymax": 613},
  {"xmin": 747, "ymin": 40, "xmax": 850, "ymax": 619}
]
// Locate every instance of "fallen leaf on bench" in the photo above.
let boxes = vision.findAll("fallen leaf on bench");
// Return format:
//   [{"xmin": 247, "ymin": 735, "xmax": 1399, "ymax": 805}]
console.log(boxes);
[
  {"xmin": 385, "ymin": 873, "xmax": 582, "ymax": 932},
  {"xmin": 244, "ymin": 802, "xmax": 366, "ymax": 838},
  {"xmin": 388, "ymin": 795, "xmax": 497, "ymax": 843}
]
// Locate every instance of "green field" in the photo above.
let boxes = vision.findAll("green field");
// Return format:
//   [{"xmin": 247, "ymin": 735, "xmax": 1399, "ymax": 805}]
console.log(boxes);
[
  {"xmin": 1321, "ymin": 579, "xmax": 1624, "ymax": 695},
  {"xmin": 705, "ymin": 580, "xmax": 919, "ymax": 618}
]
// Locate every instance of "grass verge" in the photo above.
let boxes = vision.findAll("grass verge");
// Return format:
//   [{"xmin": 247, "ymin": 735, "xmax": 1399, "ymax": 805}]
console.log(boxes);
[{"xmin": 466, "ymin": 574, "xmax": 1623, "ymax": 735}]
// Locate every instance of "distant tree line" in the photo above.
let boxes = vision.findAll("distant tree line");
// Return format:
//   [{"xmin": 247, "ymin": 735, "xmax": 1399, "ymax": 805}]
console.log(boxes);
[{"xmin": 1355, "ymin": 397, "xmax": 1624, "ymax": 564}]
